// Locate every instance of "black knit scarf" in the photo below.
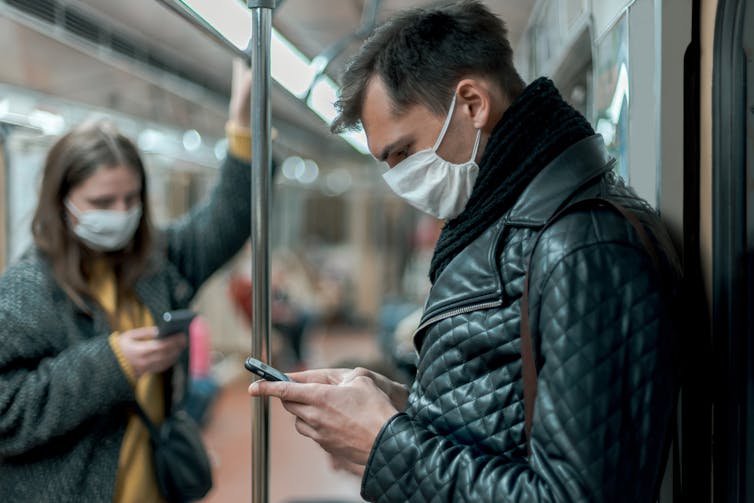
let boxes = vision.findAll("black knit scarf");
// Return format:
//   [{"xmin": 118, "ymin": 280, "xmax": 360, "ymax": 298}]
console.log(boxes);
[{"xmin": 429, "ymin": 77, "xmax": 595, "ymax": 283}]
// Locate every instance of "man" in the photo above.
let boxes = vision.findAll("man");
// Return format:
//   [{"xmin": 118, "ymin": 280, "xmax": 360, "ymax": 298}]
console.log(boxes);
[{"xmin": 249, "ymin": 1, "xmax": 680, "ymax": 501}]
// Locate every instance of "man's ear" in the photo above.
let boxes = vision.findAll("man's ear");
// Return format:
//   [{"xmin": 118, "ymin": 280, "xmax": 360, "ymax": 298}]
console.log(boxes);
[{"xmin": 455, "ymin": 78, "xmax": 494, "ymax": 130}]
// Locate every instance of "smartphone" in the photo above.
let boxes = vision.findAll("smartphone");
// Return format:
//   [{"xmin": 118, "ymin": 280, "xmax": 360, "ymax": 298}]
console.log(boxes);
[
  {"xmin": 244, "ymin": 356, "xmax": 290, "ymax": 382},
  {"xmin": 157, "ymin": 309, "xmax": 196, "ymax": 338}
]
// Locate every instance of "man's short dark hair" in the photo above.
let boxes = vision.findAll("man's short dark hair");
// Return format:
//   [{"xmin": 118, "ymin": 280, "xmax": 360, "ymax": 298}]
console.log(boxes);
[{"xmin": 331, "ymin": 0, "xmax": 524, "ymax": 134}]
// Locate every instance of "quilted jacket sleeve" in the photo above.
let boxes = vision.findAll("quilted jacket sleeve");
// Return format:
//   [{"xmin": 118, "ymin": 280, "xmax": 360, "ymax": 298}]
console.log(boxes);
[
  {"xmin": 361, "ymin": 215, "xmax": 678, "ymax": 502},
  {"xmin": 0, "ymin": 262, "xmax": 134, "ymax": 458},
  {"xmin": 163, "ymin": 153, "xmax": 251, "ymax": 290}
]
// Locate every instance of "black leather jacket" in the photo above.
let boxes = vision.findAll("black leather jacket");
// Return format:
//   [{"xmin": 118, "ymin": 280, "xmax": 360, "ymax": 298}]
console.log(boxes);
[{"xmin": 361, "ymin": 136, "xmax": 680, "ymax": 502}]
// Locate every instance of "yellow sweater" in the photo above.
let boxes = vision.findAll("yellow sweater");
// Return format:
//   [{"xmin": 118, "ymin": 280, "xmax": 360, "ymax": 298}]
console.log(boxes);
[{"xmin": 95, "ymin": 263, "xmax": 165, "ymax": 503}]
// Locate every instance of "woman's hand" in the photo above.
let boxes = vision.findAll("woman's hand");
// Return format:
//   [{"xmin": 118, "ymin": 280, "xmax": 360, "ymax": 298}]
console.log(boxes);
[
  {"xmin": 118, "ymin": 327, "xmax": 187, "ymax": 378},
  {"xmin": 229, "ymin": 58, "xmax": 252, "ymax": 128}
]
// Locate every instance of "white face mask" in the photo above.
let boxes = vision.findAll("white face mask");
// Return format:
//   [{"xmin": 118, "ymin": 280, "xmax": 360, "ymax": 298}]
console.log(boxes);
[
  {"xmin": 65, "ymin": 199, "xmax": 142, "ymax": 252},
  {"xmin": 382, "ymin": 94, "xmax": 481, "ymax": 220}
]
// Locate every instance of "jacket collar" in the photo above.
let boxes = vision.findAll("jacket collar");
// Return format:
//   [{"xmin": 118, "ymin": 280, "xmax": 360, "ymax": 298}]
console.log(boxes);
[
  {"xmin": 414, "ymin": 135, "xmax": 614, "ymax": 352},
  {"xmin": 505, "ymin": 135, "xmax": 614, "ymax": 227}
]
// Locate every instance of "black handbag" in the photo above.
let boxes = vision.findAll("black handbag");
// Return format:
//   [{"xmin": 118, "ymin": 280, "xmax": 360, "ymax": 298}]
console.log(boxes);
[{"xmin": 134, "ymin": 403, "xmax": 213, "ymax": 503}]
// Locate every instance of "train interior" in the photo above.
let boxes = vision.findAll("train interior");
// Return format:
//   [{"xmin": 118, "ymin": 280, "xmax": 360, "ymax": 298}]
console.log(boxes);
[{"xmin": 0, "ymin": 0, "xmax": 752, "ymax": 501}]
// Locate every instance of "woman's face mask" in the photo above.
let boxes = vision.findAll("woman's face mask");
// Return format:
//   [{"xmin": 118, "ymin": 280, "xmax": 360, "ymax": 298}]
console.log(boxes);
[
  {"xmin": 382, "ymin": 93, "xmax": 481, "ymax": 220},
  {"xmin": 65, "ymin": 199, "xmax": 142, "ymax": 252}
]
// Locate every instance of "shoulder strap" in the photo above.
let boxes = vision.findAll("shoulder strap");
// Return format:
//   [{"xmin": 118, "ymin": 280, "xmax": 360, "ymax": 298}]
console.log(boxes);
[
  {"xmin": 133, "ymin": 402, "xmax": 161, "ymax": 440},
  {"xmin": 520, "ymin": 197, "xmax": 662, "ymax": 453}
]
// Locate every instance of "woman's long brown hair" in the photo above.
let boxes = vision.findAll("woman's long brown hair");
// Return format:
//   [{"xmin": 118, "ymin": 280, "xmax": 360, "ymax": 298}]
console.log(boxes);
[{"xmin": 32, "ymin": 121, "xmax": 153, "ymax": 316}]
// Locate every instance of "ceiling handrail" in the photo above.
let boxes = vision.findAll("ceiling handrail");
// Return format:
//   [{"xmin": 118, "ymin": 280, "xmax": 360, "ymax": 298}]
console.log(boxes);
[
  {"xmin": 154, "ymin": 0, "xmax": 251, "ymax": 63},
  {"xmin": 302, "ymin": 0, "xmax": 382, "ymax": 101}
]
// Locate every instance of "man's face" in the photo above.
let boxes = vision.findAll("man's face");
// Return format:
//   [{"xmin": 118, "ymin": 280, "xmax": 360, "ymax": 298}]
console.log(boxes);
[{"xmin": 361, "ymin": 77, "xmax": 478, "ymax": 169}]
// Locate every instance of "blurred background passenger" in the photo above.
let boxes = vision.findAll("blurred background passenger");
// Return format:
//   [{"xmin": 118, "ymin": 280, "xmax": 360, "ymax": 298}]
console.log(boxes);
[
  {"xmin": 228, "ymin": 247, "xmax": 341, "ymax": 370},
  {"xmin": 183, "ymin": 315, "xmax": 220, "ymax": 427},
  {"xmin": 0, "ymin": 61, "xmax": 253, "ymax": 502},
  {"xmin": 377, "ymin": 214, "xmax": 442, "ymax": 380}
]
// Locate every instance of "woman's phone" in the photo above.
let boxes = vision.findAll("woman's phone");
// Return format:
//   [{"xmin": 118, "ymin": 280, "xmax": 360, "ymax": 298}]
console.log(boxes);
[
  {"xmin": 157, "ymin": 309, "xmax": 196, "ymax": 338},
  {"xmin": 244, "ymin": 356, "xmax": 290, "ymax": 382}
]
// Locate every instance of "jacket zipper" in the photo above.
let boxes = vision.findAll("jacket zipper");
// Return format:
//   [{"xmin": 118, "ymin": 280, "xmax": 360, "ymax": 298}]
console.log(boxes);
[{"xmin": 413, "ymin": 299, "xmax": 503, "ymax": 352}]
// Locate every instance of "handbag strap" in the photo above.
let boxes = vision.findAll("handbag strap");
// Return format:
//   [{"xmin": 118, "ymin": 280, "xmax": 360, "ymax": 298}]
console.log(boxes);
[
  {"xmin": 133, "ymin": 401, "xmax": 161, "ymax": 441},
  {"xmin": 520, "ymin": 197, "xmax": 662, "ymax": 453}
]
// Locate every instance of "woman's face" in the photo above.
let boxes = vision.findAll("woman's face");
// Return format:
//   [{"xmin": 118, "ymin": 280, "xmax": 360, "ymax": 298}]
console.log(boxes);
[{"xmin": 66, "ymin": 164, "xmax": 142, "ymax": 221}]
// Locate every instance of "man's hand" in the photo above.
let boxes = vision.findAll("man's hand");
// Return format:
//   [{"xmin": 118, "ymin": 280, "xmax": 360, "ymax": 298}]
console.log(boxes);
[
  {"xmin": 248, "ymin": 369, "xmax": 400, "ymax": 468},
  {"xmin": 288, "ymin": 367, "xmax": 410, "ymax": 411},
  {"xmin": 328, "ymin": 453, "xmax": 366, "ymax": 477},
  {"xmin": 229, "ymin": 58, "xmax": 252, "ymax": 128},
  {"xmin": 118, "ymin": 327, "xmax": 187, "ymax": 379}
]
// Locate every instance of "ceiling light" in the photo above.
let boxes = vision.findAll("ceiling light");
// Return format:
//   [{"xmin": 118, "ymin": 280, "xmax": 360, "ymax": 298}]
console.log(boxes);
[
  {"xmin": 179, "ymin": 0, "xmax": 368, "ymax": 155},
  {"xmin": 297, "ymin": 159, "xmax": 319, "ymax": 184},
  {"xmin": 308, "ymin": 77, "xmax": 371, "ymax": 154},
  {"xmin": 341, "ymin": 130, "xmax": 371, "ymax": 155},
  {"xmin": 307, "ymin": 76, "xmax": 338, "ymax": 123},
  {"xmin": 271, "ymin": 30, "xmax": 316, "ymax": 97},
  {"xmin": 325, "ymin": 168, "xmax": 353, "ymax": 195},
  {"xmin": 282, "ymin": 156, "xmax": 304, "ymax": 180},
  {"xmin": 215, "ymin": 138, "xmax": 228, "ymax": 160},
  {"xmin": 138, "ymin": 129, "xmax": 164, "ymax": 151},
  {"xmin": 28, "ymin": 109, "xmax": 65, "ymax": 135},
  {"xmin": 183, "ymin": 129, "xmax": 202, "ymax": 151},
  {"xmin": 179, "ymin": 0, "xmax": 251, "ymax": 49}
]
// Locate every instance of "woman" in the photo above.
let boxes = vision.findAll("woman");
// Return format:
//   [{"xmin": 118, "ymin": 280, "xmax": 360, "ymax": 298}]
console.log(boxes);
[{"xmin": 0, "ymin": 62, "xmax": 253, "ymax": 502}]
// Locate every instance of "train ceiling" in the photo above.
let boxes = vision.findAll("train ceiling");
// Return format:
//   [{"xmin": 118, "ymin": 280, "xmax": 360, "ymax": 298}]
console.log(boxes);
[{"xmin": 0, "ymin": 0, "xmax": 535, "ymax": 161}]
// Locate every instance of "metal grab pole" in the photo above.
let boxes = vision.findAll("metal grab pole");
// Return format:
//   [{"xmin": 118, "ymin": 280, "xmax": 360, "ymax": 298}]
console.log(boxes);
[
  {"xmin": 150, "ymin": 0, "xmax": 274, "ymax": 499},
  {"xmin": 248, "ymin": 2, "xmax": 275, "ymax": 503}
]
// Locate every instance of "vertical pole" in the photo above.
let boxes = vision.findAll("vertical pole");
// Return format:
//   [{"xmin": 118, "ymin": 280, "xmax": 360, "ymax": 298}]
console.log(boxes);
[
  {"xmin": 247, "ymin": 2, "xmax": 275, "ymax": 503},
  {"xmin": 0, "ymin": 126, "xmax": 7, "ymax": 271}
]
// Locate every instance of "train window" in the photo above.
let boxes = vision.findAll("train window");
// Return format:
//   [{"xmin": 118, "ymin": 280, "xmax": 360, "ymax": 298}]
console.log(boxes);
[
  {"xmin": 5, "ymin": 129, "xmax": 48, "ymax": 264},
  {"xmin": 593, "ymin": 13, "xmax": 630, "ymax": 182}
]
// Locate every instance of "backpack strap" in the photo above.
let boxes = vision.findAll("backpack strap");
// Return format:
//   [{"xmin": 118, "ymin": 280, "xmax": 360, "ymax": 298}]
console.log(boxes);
[{"xmin": 520, "ymin": 197, "xmax": 662, "ymax": 453}]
